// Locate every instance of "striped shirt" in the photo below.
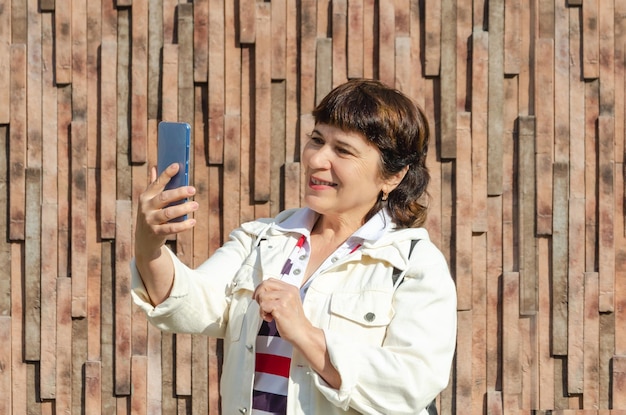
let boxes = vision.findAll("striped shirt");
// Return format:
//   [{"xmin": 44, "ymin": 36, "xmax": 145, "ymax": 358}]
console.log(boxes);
[{"xmin": 252, "ymin": 236, "xmax": 306, "ymax": 415}]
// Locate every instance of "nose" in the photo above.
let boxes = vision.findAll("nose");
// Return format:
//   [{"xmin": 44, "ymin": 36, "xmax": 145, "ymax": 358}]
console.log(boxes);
[{"xmin": 306, "ymin": 144, "xmax": 332, "ymax": 170}]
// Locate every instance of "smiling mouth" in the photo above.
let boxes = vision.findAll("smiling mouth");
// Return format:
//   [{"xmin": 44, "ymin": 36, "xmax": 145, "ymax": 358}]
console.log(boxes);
[{"xmin": 310, "ymin": 177, "xmax": 337, "ymax": 187}]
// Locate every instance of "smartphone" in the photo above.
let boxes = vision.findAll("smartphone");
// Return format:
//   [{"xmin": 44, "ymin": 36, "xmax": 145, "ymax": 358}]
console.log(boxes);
[{"xmin": 157, "ymin": 121, "xmax": 191, "ymax": 222}]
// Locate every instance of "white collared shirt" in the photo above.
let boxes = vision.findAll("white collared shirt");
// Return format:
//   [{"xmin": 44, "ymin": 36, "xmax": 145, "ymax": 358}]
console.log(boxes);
[{"xmin": 272, "ymin": 208, "xmax": 394, "ymax": 295}]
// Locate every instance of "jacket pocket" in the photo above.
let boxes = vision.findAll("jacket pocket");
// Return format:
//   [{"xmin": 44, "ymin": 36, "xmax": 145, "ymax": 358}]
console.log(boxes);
[{"xmin": 328, "ymin": 291, "xmax": 395, "ymax": 345}]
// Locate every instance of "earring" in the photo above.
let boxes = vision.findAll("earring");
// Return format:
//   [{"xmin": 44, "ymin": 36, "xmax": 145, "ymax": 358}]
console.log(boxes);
[{"xmin": 382, "ymin": 192, "xmax": 388, "ymax": 201}]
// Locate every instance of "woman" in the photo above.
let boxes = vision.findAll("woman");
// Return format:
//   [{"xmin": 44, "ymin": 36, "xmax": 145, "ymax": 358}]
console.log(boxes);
[{"xmin": 132, "ymin": 79, "xmax": 457, "ymax": 415}]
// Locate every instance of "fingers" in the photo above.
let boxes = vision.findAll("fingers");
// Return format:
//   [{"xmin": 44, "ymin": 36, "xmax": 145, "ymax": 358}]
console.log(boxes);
[
  {"xmin": 149, "ymin": 163, "xmax": 191, "ymax": 198},
  {"xmin": 254, "ymin": 279, "xmax": 277, "ymax": 321},
  {"xmin": 149, "ymin": 165, "xmax": 158, "ymax": 183},
  {"xmin": 142, "ymin": 198, "xmax": 198, "ymax": 230},
  {"xmin": 159, "ymin": 200, "xmax": 199, "ymax": 225},
  {"xmin": 154, "ymin": 162, "xmax": 179, "ymax": 188},
  {"xmin": 254, "ymin": 280, "xmax": 311, "ymax": 344},
  {"xmin": 253, "ymin": 278, "xmax": 285, "ymax": 302},
  {"xmin": 140, "ymin": 189, "xmax": 197, "ymax": 225},
  {"xmin": 140, "ymin": 163, "xmax": 196, "ymax": 219},
  {"xmin": 136, "ymin": 163, "xmax": 197, "ymax": 238},
  {"xmin": 254, "ymin": 279, "xmax": 298, "ymax": 320},
  {"xmin": 260, "ymin": 310, "xmax": 274, "ymax": 323},
  {"xmin": 134, "ymin": 164, "xmax": 198, "ymax": 261}
]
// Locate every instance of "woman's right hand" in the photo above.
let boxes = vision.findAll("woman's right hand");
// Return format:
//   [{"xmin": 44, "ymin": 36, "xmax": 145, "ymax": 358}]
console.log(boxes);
[{"xmin": 134, "ymin": 163, "xmax": 198, "ymax": 304}]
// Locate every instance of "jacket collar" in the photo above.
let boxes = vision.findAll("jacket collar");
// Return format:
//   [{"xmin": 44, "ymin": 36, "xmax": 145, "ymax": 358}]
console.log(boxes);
[
  {"xmin": 272, "ymin": 207, "xmax": 393, "ymax": 243},
  {"xmin": 240, "ymin": 208, "xmax": 431, "ymax": 272}
]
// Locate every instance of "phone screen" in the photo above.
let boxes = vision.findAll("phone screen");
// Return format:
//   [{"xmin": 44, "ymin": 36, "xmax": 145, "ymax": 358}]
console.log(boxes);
[{"xmin": 157, "ymin": 121, "xmax": 191, "ymax": 222}]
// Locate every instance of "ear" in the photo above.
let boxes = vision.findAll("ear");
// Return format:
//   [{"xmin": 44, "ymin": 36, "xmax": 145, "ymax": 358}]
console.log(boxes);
[{"xmin": 381, "ymin": 165, "xmax": 409, "ymax": 195}]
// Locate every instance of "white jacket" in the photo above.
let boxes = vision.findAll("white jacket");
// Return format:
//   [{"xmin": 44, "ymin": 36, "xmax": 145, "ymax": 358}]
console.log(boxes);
[{"xmin": 131, "ymin": 208, "xmax": 457, "ymax": 415}]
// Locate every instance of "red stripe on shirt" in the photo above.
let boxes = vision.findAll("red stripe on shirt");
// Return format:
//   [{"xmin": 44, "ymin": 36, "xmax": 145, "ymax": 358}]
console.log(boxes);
[
  {"xmin": 350, "ymin": 243, "xmax": 362, "ymax": 254},
  {"xmin": 255, "ymin": 352, "xmax": 291, "ymax": 378}
]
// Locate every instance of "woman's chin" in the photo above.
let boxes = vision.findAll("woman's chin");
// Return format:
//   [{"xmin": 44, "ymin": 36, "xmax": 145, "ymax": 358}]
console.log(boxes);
[{"xmin": 303, "ymin": 196, "xmax": 328, "ymax": 212}]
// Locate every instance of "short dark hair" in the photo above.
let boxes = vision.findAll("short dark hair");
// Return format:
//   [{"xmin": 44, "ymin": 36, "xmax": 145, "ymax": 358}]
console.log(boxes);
[{"xmin": 312, "ymin": 79, "xmax": 430, "ymax": 228}]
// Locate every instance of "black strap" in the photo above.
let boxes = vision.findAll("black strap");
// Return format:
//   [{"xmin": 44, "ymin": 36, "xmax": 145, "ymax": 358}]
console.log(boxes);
[
  {"xmin": 426, "ymin": 398, "xmax": 438, "ymax": 415},
  {"xmin": 390, "ymin": 239, "xmax": 438, "ymax": 415},
  {"xmin": 391, "ymin": 239, "xmax": 419, "ymax": 286}
]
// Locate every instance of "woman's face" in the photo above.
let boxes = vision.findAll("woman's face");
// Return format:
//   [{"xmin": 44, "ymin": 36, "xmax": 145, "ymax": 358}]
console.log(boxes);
[{"xmin": 302, "ymin": 123, "xmax": 387, "ymax": 222}]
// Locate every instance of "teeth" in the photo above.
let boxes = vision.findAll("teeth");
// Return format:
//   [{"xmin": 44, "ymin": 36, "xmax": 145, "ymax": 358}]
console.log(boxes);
[{"xmin": 312, "ymin": 177, "xmax": 335, "ymax": 186}]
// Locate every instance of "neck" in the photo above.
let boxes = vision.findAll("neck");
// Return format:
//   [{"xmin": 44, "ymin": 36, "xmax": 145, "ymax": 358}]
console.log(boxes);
[{"xmin": 311, "ymin": 214, "xmax": 361, "ymax": 243}]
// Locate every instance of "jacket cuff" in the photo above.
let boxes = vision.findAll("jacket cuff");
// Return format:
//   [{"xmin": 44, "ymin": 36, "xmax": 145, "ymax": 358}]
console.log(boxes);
[
  {"xmin": 310, "ymin": 329, "xmax": 359, "ymax": 411},
  {"xmin": 130, "ymin": 248, "xmax": 190, "ymax": 318}
]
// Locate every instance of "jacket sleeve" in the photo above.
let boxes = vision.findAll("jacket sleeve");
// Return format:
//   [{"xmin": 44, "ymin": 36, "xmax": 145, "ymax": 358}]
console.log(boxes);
[
  {"xmin": 314, "ymin": 240, "xmax": 457, "ymax": 415},
  {"xmin": 130, "ymin": 224, "xmax": 260, "ymax": 337}
]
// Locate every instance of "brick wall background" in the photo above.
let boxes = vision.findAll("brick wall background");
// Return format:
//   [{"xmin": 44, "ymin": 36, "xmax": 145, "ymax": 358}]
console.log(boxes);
[{"xmin": 1, "ymin": 0, "xmax": 625, "ymax": 413}]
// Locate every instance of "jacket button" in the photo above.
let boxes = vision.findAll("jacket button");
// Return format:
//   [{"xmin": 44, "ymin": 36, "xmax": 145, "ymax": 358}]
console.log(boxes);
[
  {"xmin": 246, "ymin": 344, "xmax": 253, "ymax": 351},
  {"xmin": 364, "ymin": 312, "xmax": 375, "ymax": 322},
  {"xmin": 238, "ymin": 408, "xmax": 248, "ymax": 414}
]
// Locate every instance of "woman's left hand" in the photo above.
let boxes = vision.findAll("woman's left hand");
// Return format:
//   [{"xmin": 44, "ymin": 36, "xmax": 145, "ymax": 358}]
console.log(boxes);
[{"xmin": 253, "ymin": 278, "xmax": 312, "ymax": 344}]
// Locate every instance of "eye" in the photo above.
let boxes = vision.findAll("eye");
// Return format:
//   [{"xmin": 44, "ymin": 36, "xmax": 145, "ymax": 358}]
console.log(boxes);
[
  {"xmin": 336, "ymin": 146, "xmax": 353, "ymax": 155},
  {"xmin": 308, "ymin": 134, "xmax": 324, "ymax": 146}
]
